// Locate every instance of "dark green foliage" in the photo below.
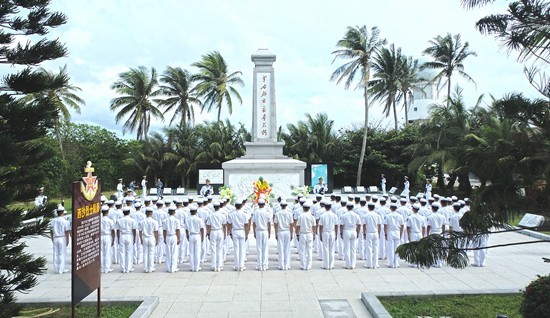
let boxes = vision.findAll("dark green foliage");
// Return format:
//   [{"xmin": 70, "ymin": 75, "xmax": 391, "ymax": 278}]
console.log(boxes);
[{"xmin": 521, "ymin": 274, "xmax": 550, "ymax": 318}]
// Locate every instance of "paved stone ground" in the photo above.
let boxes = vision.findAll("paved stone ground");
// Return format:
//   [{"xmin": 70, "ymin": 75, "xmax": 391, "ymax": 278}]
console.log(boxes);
[{"xmin": 18, "ymin": 230, "xmax": 550, "ymax": 317}]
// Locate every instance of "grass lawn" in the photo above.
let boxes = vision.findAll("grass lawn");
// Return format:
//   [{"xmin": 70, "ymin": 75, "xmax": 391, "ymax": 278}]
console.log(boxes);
[
  {"xmin": 379, "ymin": 294, "xmax": 522, "ymax": 318},
  {"xmin": 18, "ymin": 304, "xmax": 139, "ymax": 318}
]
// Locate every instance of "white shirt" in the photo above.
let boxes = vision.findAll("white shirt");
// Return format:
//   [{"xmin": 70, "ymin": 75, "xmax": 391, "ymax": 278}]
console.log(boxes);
[
  {"xmin": 50, "ymin": 216, "xmax": 70, "ymax": 237},
  {"xmin": 449, "ymin": 213, "xmax": 464, "ymax": 232},
  {"xmin": 117, "ymin": 216, "xmax": 136, "ymax": 234},
  {"xmin": 296, "ymin": 211, "xmax": 316, "ymax": 234},
  {"xmin": 407, "ymin": 213, "xmax": 425, "ymax": 233},
  {"xmin": 185, "ymin": 214, "xmax": 204, "ymax": 234},
  {"xmin": 163, "ymin": 215, "xmax": 180, "ymax": 235},
  {"xmin": 375, "ymin": 205, "xmax": 390, "ymax": 223},
  {"xmin": 139, "ymin": 217, "xmax": 159, "ymax": 238},
  {"xmin": 385, "ymin": 212, "xmax": 404, "ymax": 231},
  {"xmin": 206, "ymin": 211, "xmax": 227, "ymax": 230},
  {"xmin": 131, "ymin": 210, "xmax": 146, "ymax": 229},
  {"xmin": 362, "ymin": 210, "xmax": 382, "ymax": 233},
  {"xmin": 101, "ymin": 216, "xmax": 115, "ymax": 236},
  {"xmin": 318, "ymin": 210, "xmax": 339, "ymax": 232},
  {"xmin": 227, "ymin": 209, "xmax": 249, "ymax": 231},
  {"xmin": 340, "ymin": 210, "xmax": 361, "ymax": 230},
  {"xmin": 153, "ymin": 208, "xmax": 168, "ymax": 229},
  {"xmin": 252, "ymin": 208, "xmax": 272, "ymax": 231},
  {"xmin": 427, "ymin": 213, "xmax": 445, "ymax": 232},
  {"xmin": 274, "ymin": 209, "xmax": 294, "ymax": 232}
]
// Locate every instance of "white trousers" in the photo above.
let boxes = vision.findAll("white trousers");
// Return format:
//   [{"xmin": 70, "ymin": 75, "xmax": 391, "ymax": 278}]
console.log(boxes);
[
  {"xmin": 134, "ymin": 232, "xmax": 143, "ymax": 264},
  {"xmin": 277, "ymin": 231, "xmax": 291, "ymax": 269},
  {"xmin": 155, "ymin": 230, "xmax": 165, "ymax": 263},
  {"xmin": 256, "ymin": 230, "xmax": 269, "ymax": 268},
  {"xmin": 322, "ymin": 231, "xmax": 336, "ymax": 269},
  {"xmin": 299, "ymin": 233, "xmax": 313, "ymax": 270},
  {"xmin": 143, "ymin": 237, "xmax": 155, "ymax": 272},
  {"xmin": 232, "ymin": 230, "xmax": 246, "ymax": 269},
  {"xmin": 53, "ymin": 236, "xmax": 67, "ymax": 274},
  {"xmin": 165, "ymin": 234, "xmax": 178, "ymax": 272},
  {"xmin": 112, "ymin": 230, "xmax": 119, "ymax": 264},
  {"xmin": 378, "ymin": 226, "xmax": 386, "ymax": 259},
  {"xmin": 386, "ymin": 230, "xmax": 400, "ymax": 268},
  {"xmin": 189, "ymin": 234, "xmax": 201, "ymax": 271},
  {"xmin": 201, "ymin": 235, "xmax": 209, "ymax": 262},
  {"xmin": 210, "ymin": 230, "xmax": 224, "ymax": 270},
  {"xmin": 473, "ymin": 234, "xmax": 488, "ymax": 267},
  {"xmin": 365, "ymin": 232, "xmax": 379, "ymax": 268},
  {"xmin": 343, "ymin": 229, "xmax": 357, "ymax": 268},
  {"xmin": 179, "ymin": 231, "xmax": 188, "ymax": 263},
  {"xmin": 101, "ymin": 235, "xmax": 112, "ymax": 272},
  {"xmin": 120, "ymin": 234, "xmax": 134, "ymax": 273}
]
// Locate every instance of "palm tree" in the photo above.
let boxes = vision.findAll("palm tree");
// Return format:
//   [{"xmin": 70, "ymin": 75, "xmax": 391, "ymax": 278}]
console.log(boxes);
[
  {"xmin": 283, "ymin": 113, "xmax": 338, "ymax": 162},
  {"xmin": 397, "ymin": 56, "xmax": 424, "ymax": 125},
  {"xmin": 110, "ymin": 66, "xmax": 163, "ymax": 141},
  {"xmin": 164, "ymin": 123, "xmax": 200, "ymax": 188},
  {"xmin": 369, "ymin": 44, "xmax": 403, "ymax": 130},
  {"xmin": 23, "ymin": 65, "xmax": 85, "ymax": 158},
  {"xmin": 158, "ymin": 66, "xmax": 201, "ymax": 126},
  {"xmin": 192, "ymin": 51, "xmax": 244, "ymax": 122},
  {"xmin": 422, "ymin": 33, "xmax": 477, "ymax": 108},
  {"xmin": 194, "ymin": 119, "xmax": 248, "ymax": 163},
  {"xmin": 330, "ymin": 25, "xmax": 386, "ymax": 186}
]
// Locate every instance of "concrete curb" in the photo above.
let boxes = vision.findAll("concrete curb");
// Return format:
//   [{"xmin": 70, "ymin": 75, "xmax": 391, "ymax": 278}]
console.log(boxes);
[
  {"xmin": 18, "ymin": 296, "xmax": 159, "ymax": 318},
  {"xmin": 516, "ymin": 228, "xmax": 550, "ymax": 241},
  {"xmin": 361, "ymin": 289, "xmax": 522, "ymax": 318}
]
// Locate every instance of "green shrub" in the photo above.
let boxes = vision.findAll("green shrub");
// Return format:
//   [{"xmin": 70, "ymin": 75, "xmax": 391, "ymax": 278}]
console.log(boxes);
[{"xmin": 521, "ymin": 274, "xmax": 550, "ymax": 318}]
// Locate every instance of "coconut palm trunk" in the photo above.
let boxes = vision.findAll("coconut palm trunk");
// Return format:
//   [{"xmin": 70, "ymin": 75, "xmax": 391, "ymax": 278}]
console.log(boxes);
[{"xmin": 357, "ymin": 83, "xmax": 369, "ymax": 186}]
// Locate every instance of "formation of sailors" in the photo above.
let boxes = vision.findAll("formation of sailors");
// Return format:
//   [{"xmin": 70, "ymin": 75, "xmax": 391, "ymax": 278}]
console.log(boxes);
[{"xmin": 93, "ymin": 189, "xmax": 486, "ymax": 274}]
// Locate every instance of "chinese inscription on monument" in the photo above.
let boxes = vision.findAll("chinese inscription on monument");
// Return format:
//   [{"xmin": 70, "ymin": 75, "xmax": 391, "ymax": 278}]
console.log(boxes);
[{"xmin": 256, "ymin": 72, "xmax": 271, "ymax": 139}]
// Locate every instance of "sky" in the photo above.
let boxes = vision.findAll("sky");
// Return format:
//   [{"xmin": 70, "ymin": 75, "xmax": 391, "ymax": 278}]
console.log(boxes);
[{"xmin": 33, "ymin": 0, "xmax": 544, "ymax": 138}]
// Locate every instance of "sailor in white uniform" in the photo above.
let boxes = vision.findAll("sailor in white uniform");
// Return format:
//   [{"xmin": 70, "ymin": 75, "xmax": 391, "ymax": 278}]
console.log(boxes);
[
  {"xmin": 50, "ymin": 205, "xmax": 70, "ymax": 274},
  {"xmin": 273, "ymin": 201, "xmax": 293, "ymax": 270}
]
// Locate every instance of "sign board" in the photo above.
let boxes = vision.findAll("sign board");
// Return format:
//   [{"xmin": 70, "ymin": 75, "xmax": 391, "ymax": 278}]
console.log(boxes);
[
  {"xmin": 518, "ymin": 213, "xmax": 545, "ymax": 228},
  {"xmin": 71, "ymin": 161, "xmax": 101, "ymax": 316}
]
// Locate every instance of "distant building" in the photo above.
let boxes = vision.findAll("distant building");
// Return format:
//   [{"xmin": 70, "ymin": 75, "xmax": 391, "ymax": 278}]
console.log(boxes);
[{"xmin": 408, "ymin": 65, "xmax": 443, "ymax": 123}]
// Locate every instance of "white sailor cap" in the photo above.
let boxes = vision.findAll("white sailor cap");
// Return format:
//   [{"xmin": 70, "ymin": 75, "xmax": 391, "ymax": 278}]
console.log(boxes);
[
  {"xmin": 175, "ymin": 199, "xmax": 183, "ymax": 204},
  {"xmin": 144, "ymin": 197, "xmax": 151, "ymax": 203},
  {"xmin": 213, "ymin": 201, "xmax": 220, "ymax": 207},
  {"xmin": 182, "ymin": 198, "xmax": 189, "ymax": 203},
  {"xmin": 390, "ymin": 197, "xmax": 398, "ymax": 202},
  {"xmin": 280, "ymin": 201, "xmax": 288, "ymax": 206},
  {"xmin": 412, "ymin": 203, "xmax": 420, "ymax": 210},
  {"xmin": 410, "ymin": 196, "xmax": 418, "ymax": 201},
  {"xmin": 431, "ymin": 202, "xmax": 440, "ymax": 208},
  {"xmin": 168, "ymin": 206, "xmax": 176, "ymax": 211},
  {"xmin": 316, "ymin": 194, "xmax": 323, "ymax": 198},
  {"xmin": 452, "ymin": 202, "xmax": 461, "ymax": 208},
  {"xmin": 135, "ymin": 202, "xmax": 142, "ymax": 208},
  {"xmin": 347, "ymin": 195, "xmax": 354, "ymax": 200},
  {"xmin": 433, "ymin": 194, "xmax": 440, "ymax": 199},
  {"xmin": 389, "ymin": 203, "xmax": 398, "ymax": 209},
  {"xmin": 115, "ymin": 201, "xmax": 122, "ymax": 206},
  {"xmin": 451, "ymin": 195, "xmax": 458, "ymax": 201},
  {"xmin": 304, "ymin": 200, "xmax": 314, "ymax": 208},
  {"xmin": 359, "ymin": 197, "xmax": 366, "ymax": 202},
  {"xmin": 346, "ymin": 201, "xmax": 354, "ymax": 207},
  {"xmin": 354, "ymin": 195, "xmax": 361, "ymax": 199},
  {"xmin": 400, "ymin": 198, "xmax": 407, "ymax": 203},
  {"xmin": 107, "ymin": 200, "xmax": 115, "ymax": 205},
  {"xmin": 367, "ymin": 202, "xmax": 375, "ymax": 207},
  {"xmin": 299, "ymin": 197, "xmax": 306, "ymax": 203},
  {"xmin": 372, "ymin": 195, "xmax": 378, "ymax": 200},
  {"xmin": 458, "ymin": 200, "xmax": 465, "ymax": 205},
  {"xmin": 156, "ymin": 200, "xmax": 164, "ymax": 205},
  {"xmin": 258, "ymin": 198, "xmax": 266, "ymax": 204},
  {"xmin": 122, "ymin": 207, "xmax": 131, "ymax": 212},
  {"xmin": 420, "ymin": 198, "xmax": 427, "ymax": 203},
  {"xmin": 189, "ymin": 204, "xmax": 198, "ymax": 211},
  {"xmin": 379, "ymin": 197, "xmax": 387, "ymax": 202},
  {"xmin": 145, "ymin": 207, "xmax": 154, "ymax": 213},
  {"xmin": 101, "ymin": 205, "xmax": 109, "ymax": 212}
]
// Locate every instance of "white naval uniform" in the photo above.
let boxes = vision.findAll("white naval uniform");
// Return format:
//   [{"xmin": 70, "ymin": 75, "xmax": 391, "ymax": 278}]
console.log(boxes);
[
  {"xmin": 109, "ymin": 208, "xmax": 123, "ymax": 264},
  {"xmin": 50, "ymin": 216, "xmax": 70, "ymax": 274},
  {"xmin": 318, "ymin": 209, "xmax": 339, "ymax": 269},
  {"xmin": 473, "ymin": 234, "xmax": 489, "ymax": 267},
  {"xmin": 335, "ymin": 204, "xmax": 347, "ymax": 260},
  {"xmin": 100, "ymin": 215, "xmax": 115, "ymax": 273},
  {"xmin": 153, "ymin": 207, "xmax": 167, "ymax": 263},
  {"xmin": 198, "ymin": 207, "xmax": 211, "ymax": 263},
  {"xmin": 274, "ymin": 208, "xmax": 294, "ymax": 270},
  {"xmin": 355, "ymin": 206, "xmax": 368, "ymax": 260},
  {"xmin": 375, "ymin": 205, "xmax": 389, "ymax": 259},
  {"xmin": 207, "ymin": 211, "xmax": 227, "ymax": 271},
  {"xmin": 163, "ymin": 215, "xmax": 180, "ymax": 273},
  {"xmin": 186, "ymin": 214, "xmax": 204, "ymax": 272},
  {"xmin": 252, "ymin": 207, "xmax": 272, "ymax": 270},
  {"xmin": 362, "ymin": 210, "xmax": 382, "ymax": 269},
  {"xmin": 176, "ymin": 207, "xmax": 190, "ymax": 263},
  {"xmin": 385, "ymin": 211, "xmax": 404, "ymax": 268},
  {"xmin": 117, "ymin": 216, "xmax": 136, "ymax": 273},
  {"xmin": 139, "ymin": 217, "xmax": 159, "ymax": 272},
  {"xmin": 132, "ymin": 210, "xmax": 146, "ymax": 264},
  {"xmin": 340, "ymin": 209, "xmax": 361, "ymax": 269},
  {"xmin": 227, "ymin": 208, "xmax": 249, "ymax": 270},
  {"xmin": 296, "ymin": 211, "xmax": 316, "ymax": 270},
  {"xmin": 427, "ymin": 212, "xmax": 446, "ymax": 267},
  {"xmin": 396, "ymin": 205, "xmax": 412, "ymax": 243},
  {"xmin": 401, "ymin": 180, "xmax": 410, "ymax": 197}
]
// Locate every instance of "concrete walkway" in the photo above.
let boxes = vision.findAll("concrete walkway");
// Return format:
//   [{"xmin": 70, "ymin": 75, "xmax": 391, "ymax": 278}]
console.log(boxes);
[{"xmin": 18, "ymin": 230, "xmax": 550, "ymax": 317}]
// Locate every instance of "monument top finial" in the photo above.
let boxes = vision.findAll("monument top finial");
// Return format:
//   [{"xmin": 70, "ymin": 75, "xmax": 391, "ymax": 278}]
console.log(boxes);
[{"xmin": 251, "ymin": 48, "xmax": 276, "ymax": 64}]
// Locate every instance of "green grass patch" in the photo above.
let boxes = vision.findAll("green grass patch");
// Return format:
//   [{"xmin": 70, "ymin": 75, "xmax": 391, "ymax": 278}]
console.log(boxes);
[
  {"xmin": 379, "ymin": 294, "xmax": 522, "ymax": 318},
  {"xmin": 18, "ymin": 304, "xmax": 139, "ymax": 318}
]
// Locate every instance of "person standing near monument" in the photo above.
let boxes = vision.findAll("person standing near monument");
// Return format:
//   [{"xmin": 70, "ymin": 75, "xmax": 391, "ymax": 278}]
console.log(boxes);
[
  {"xmin": 296, "ymin": 200, "xmax": 316, "ymax": 270},
  {"xmin": 163, "ymin": 207, "xmax": 181, "ymax": 273},
  {"xmin": 252, "ymin": 198, "xmax": 272, "ymax": 271},
  {"xmin": 153, "ymin": 200, "xmax": 167, "ymax": 264},
  {"xmin": 116, "ymin": 178, "xmax": 124, "ymax": 199},
  {"xmin": 34, "ymin": 187, "xmax": 48, "ymax": 208},
  {"xmin": 375, "ymin": 198, "xmax": 389, "ymax": 260},
  {"xmin": 313, "ymin": 177, "xmax": 328, "ymax": 195},
  {"xmin": 200, "ymin": 179, "xmax": 214, "ymax": 197},
  {"xmin": 140, "ymin": 207, "xmax": 159, "ymax": 273},
  {"xmin": 318, "ymin": 201, "xmax": 338, "ymax": 270},
  {"xmin": 100, "ymin": 205, "xmax": 115, "ymax": 273},
  {"xmin": 117, "ymin": 207, "xmax": 136, "ymax": 273},
  {"xmin": 362, "ymin": 202, "xmax": 382, "ymax": 269},
  {"xmin": 155, "ymin": 178, "xmax": 163, "ymax": 200},
  {"xmin": 273, "ymin": 200, "xmax": 293, "ymax": 270},
  {"xmin": 385, "ymin": 203, "xmax": 404, "ymax": 268},
  {"xmin": 186, "ymin": 204, "xmax": 204, "ymax": 272},
  {"xmin": 425, "ymin": 179, "xmax": 432, "ymax": 199},
  {"xmin": 50, "ymin": 205, "xmax": 70, "ymax": 274},
  {"xmin": 406, "ymin": 204, "xmax": 426, "ymax": 267},
  {"xmin": 206, "ymin": 201, "xmax": 227, "ymax": 272},
  {"xmin": 380, "ymin": 174, "xmax": 387, "ymax": 195},
  {"xmin": 401, "ymin": 176, "xmax": 410, "ymax": 197},
  {"xmin": 426, "ymin": 203, "xmax": 445, "ymax": 267},
  {"xmin": 141, "ymin": 176, "xmax": 148, "ymax": 198},
  {"xmin": 227, "ymin": 199, "xmax": 250, "ymax": 271},
  {"xmin": 340, "ymin": 202, "xmax": 361, "ymax": 269}
]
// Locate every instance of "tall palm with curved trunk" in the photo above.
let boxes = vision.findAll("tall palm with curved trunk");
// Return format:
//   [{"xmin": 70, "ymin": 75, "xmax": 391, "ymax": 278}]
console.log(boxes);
[
  {"xmin": 158, "ymin": 66, "xmax": 201, "ymax": 126},
  {"xmin": 331, "ymin": 25, "xmax": 386, "ymax": 186},
  {"xmin": 24, "ymin": 65, "xmax": 85, "ymax": 158},
  {"xmin": 110, "ymin": 66, "xmax": 163, "ymax": 141},
  {"xmin": 192, "ymin": 51, "xmax": 244, "ymax": 122},
  {"xmin": 398, "ymin": 56, "xmax": 424, "ymax": 125},
  {"xmin": 422, "ymin": 33, "xmax": 477, "ymax": 108}
]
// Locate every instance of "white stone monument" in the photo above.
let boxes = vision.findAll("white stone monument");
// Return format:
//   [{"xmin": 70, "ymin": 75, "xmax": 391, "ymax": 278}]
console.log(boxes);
[{"xmin": 222, "ymin": 49, "xmax": 306, "ymax": 198}]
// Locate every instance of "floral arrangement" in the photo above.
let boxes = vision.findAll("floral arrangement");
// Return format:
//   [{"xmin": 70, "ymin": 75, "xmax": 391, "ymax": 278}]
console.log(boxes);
[
  {"xmin": 219, "ymin": 185, "xmax": 235, "ymax": 204},
  {"xmin": 290, "ymin": 184, "xmax": 310, "ymax": 197},
  {"xmin": 251, "ymin": 176, "xmax": 272, "ymax": 203}
]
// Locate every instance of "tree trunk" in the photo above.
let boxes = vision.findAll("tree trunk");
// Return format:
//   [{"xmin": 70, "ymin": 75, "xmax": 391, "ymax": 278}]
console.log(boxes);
[
  {"xmin": 446, "ymin": 76, "xmax": 452, "ymax": 108},
  {"xmin": 446, "ymin": 172, "xmax": 457, "ymax": 190},
  {"xmin": 217, "ymin": 101, "xmax": 222, "ymax": 122},
  {"xmin": 357, "ymin": 83, "xmax": 369, "ymax": 186},
  {"xmin": 55, "ymin": 118, "xmax": 65, "ymax": 160},
  {"xmin": 458, "ymin": 172, "xmax": 472, "ymax": 196},
  {"xmin": 437, "ymin": 165, "xmax": 445, "ymax": 190},
  {"xmin": 404, "ymin": 95, "xmax": 409, "ymax": 126},
  {"xmin": 392, "ymin": 99, "xmax": 398, "ymax": 130}
]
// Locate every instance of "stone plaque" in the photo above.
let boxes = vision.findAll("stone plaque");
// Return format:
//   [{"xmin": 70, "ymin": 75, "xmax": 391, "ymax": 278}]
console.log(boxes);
[{"xmin": 518, "ymin": 213, "xmax": 545, "ymax": 228}]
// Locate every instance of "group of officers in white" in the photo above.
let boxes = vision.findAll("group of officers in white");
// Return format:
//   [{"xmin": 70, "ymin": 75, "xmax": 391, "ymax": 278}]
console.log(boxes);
[{"xmin": 50, "ymin": 184, "xmax": 490, "ymax": 275}]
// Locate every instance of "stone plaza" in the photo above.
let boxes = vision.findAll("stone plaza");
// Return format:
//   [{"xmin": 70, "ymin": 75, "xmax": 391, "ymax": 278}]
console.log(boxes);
[{"xmin": 18, "ymin": 227, "xmax": 550, "ymax": 317}]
